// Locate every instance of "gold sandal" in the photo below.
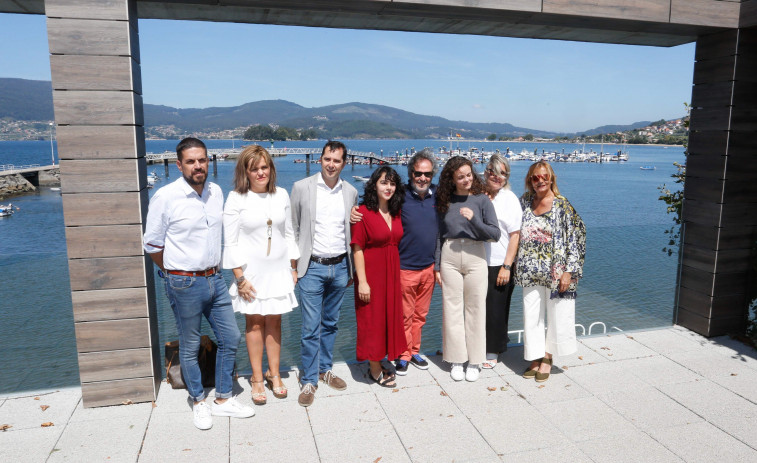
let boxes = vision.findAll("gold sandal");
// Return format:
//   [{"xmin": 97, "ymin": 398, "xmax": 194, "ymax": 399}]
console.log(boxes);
[
  {"xmin": 251, "ymin": 379, "xmax": 267, "ymax": 405},
  {"xmin": 265, "ymin": 371, "xmax": 288, "ymax": 399}
]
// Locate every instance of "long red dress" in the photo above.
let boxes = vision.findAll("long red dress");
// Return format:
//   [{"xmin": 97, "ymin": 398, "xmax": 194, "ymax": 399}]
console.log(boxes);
[{"xmin": 350, "ymin": 205, "xmax": 406, "ymax": 362}]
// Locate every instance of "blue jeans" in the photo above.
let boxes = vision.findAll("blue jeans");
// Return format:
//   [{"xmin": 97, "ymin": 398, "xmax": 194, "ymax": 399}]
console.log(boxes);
[
  {"xmin": 298, "ymin": 260, "xmax": 349, "ymax": 386},
  {"xmin": 164, "ymin": 272, "xmax": 241, "ymax": 402}
]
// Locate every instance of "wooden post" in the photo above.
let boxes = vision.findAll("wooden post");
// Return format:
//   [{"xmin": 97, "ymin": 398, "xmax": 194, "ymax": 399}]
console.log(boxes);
[
  {"xmin": 212, "ymin": 153, "xmax": 217, "ymax": 177},
  {"xmin": 677, "ymin": 27, "xmax": 757, "ymax": 336},
  {"xmin": 47, "ymin": 0, "xmax": 160, "ymax": 407},
  {"xmin": 306, "ymin": 153, "xmax": 310, "ymax": 176},
  {"xmin": 164, "ymin": 158, "xmax": 169, "ymax": 177}
]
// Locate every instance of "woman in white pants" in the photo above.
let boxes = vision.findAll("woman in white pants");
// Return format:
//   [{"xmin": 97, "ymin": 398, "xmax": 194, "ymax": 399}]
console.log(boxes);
[{"xmin": 515, "ymin": 161, "xmax": 585, "ymax": 382}]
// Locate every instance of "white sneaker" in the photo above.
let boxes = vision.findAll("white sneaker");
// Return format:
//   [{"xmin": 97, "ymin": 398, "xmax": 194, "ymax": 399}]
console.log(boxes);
[
  {"xmin": 450, "ymin": 363, "xmax": 464, "ymax": 381},
  {"xmin": 466, "ymin": 364, "xmax": 480, "ymax": 382},
  {"xmin": 212, "ymin": 396, "xmax": 255, "ymax": 418},
  {"xmin": 193, "ymin": 401, "xmax": 213, "ymax": 430}
]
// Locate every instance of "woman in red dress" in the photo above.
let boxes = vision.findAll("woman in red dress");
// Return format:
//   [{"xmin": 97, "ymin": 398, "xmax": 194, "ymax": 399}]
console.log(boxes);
[{"xmin": 351, "ymin": 166, "xmax": 406, "ymax": 387}]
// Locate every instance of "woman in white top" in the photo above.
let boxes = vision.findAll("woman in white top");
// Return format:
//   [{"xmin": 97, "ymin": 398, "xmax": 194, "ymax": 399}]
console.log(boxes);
[
  {"xmin": 223, "ymin": 145, "xmax": 299, "ymax": 405},
  {"xmin": 482, "ymin": 154, "xmax": 522, "ymax": 369}
]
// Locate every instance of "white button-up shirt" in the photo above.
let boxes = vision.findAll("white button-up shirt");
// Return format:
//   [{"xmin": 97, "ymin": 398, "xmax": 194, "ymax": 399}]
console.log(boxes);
[
  {"xmin": 143, "ymin": 177, "xmax": 224, "ymax": 271},
  {"xmin": 311, "ymin": 175, "xmax": 347, "ymax": 258}
]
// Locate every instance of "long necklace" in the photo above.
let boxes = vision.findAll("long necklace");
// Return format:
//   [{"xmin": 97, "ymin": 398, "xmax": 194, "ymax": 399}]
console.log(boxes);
[{"xmin": 265, "ymin": 193, "xmax": 272, "ymax": 256}]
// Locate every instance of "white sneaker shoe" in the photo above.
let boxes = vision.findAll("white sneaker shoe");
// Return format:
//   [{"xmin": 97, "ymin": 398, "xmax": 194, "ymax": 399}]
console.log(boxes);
[
  {"xmin": 193, "ymin": 401, "xmax": 213, "ymax": 430},
  {"xmin": 212, "ymin": 396, "xmax": 255, "ymax": 418},
  {"xmin": 466, "ymin": 364, "xmax": 480, "ymax": 382},
  {"xmin": 450, "ymin": 363, "xmax": 464, "ymax": 381}
]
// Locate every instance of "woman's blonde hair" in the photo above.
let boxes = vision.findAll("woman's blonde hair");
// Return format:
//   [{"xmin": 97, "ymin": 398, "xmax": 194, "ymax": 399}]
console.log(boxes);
[
  {"xmin": 233, "ymin": 145, "xmax": 277, "ymax": 194},
  {"xmin": 525, "ymin": 161, "xmax": 560, "ymax": 196}
]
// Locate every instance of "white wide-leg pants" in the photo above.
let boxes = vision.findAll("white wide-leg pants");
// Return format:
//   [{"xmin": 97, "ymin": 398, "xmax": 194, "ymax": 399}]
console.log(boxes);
[{"xmin": 522, "ymin": 285, "xmax": 577, "ymax": 360}]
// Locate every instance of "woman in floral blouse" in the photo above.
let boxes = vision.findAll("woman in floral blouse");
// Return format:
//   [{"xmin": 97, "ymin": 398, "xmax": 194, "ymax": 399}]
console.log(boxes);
[{"xmin": 516, "ymin": 161, "xmax": 585, "ymax": 382}]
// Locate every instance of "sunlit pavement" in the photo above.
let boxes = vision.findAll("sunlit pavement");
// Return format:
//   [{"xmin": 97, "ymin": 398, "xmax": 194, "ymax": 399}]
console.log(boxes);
[{"xmin": 2, "ymin": 326, "xmax": 756, "ymax": 462}]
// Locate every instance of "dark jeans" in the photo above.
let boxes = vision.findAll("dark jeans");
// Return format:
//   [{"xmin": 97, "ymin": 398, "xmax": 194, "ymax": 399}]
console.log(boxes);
[{"xmin": 485, "ymin": 265, "xmax": 515, "ymax": 354}]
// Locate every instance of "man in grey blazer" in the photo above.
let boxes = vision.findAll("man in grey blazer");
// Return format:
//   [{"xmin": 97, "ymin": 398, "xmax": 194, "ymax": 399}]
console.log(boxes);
[{"xmin": 291, "ymin": 140, "xmax": 358, "ymax": 407}]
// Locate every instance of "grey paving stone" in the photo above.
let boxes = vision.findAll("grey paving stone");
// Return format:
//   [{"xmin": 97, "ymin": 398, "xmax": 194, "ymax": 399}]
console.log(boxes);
[
  {"xmin": 562, "ymin": 360, "xmax": 649, "ymax": 395},
  {"xmin": 394, "ymin": 415, "xmax": 499, "ymax": 462},
  {"xmin": 658, "ymin": 379, "xmax": 757, "ymax": 449},
  {"xmin": 621, "ymin": 355, "xmax": 704, "ymax": 387},
  {"xmin": 534, "ymin": 396, "xmax": 637, "ymax": 442},
  {"xmin": 666, "ymin": 350, "xmax": 757, "ymax": 403},
  {"xmin": 316, "ymin": 362, "xmax": 374, "ymax": 397},
  {"xmin": 629, "ymin": 328, "xmax": 706, "ymax": 355},
  {"xmin": 648, "ymin": 421, "xmax": 757, "ymax": 463},
  {"xmin": 510, "ymin": 369, "xmax": 593, "ymax": 405},
  {"xmin": 440, "ymin": 375, "xmax": 517, "ymax": 415},
  {"xmin": 48, "ymin": 414, "xmax": 149, "ymax": 462},
  {"xmin": 578, "ymin": 429, "xmax": 684, "ymax": 463},
  {"xmin": 559, "ymin": 342, "xmax": 609, "ymax": 367},
  {"xmin": 140, "ymin": 408, "xmax": 230, "ymax": 456},
  {"xmin": 230, "ymin": 400, "xmax": 311, "ymax": 444},
  {"xmin": 467, "ymin": 398, "xmax": 571, "ymax": 455},
  {"xmin": 0, "ymin": 425, "xmax": 62, "ymax": 462},
  {"xmin": 500, "ymin": 443, "xmax": 592, "ymax": 463},
  {"xmin": 375, "ymin": 384, "xmax": 460, "ymax": 424},
  {"xmin": 229, "ymin": 435, "xmax": 319, "ymax": 463},
  {"xmin": 580, "ymin": 333, "xmax": 657, "ymax": 360},
  {"xmin": 596, "ymin": 386, "xmax": 702, "ymax": 432},
  {"xmin": 69, "ymin": 400, "xmax": 154, "ymax": 423},
  {"xmin": 707, "ymin": 335, "xmax": 757, "ymax": 371},
  {"xmin": 315, "ymin": 423, "xmax": 411, "ymax": 463},
  {"xmin": 140, "ymin": 442, "xmax": 230, "ymax": 462},
  {"xmin": 306, "ymin": 391, "xmax": 388, "ymax": 435},
  {"xmin": 0, "ymin": 388, "xmax": 80, "ymax": 431}
]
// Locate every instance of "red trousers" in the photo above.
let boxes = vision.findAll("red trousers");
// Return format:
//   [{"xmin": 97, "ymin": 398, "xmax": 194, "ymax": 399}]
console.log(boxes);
[{"xmin": 398, "ymin": 264, "xmax": 435, "ymax": 361}]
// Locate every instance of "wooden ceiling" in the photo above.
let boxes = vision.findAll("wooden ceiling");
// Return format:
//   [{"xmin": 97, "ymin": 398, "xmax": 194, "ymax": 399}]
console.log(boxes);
[{"xmin": 1, "ymin": 0, "xmax": 749, "ymax": 47}]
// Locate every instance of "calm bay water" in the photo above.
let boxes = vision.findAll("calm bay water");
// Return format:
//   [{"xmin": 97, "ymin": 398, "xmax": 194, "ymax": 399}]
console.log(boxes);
[{"xmin": 0, "ymin": 139, "xmax": 684, "ymax": 393}]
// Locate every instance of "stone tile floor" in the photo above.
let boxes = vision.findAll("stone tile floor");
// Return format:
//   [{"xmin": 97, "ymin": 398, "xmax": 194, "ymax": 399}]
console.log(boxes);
[{"xmin": 1, "ymin": 326, "xmax": 756, "ymax": 462}]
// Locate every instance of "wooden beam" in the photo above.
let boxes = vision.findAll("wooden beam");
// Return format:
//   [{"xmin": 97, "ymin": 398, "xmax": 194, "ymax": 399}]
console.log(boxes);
[
  {"xmin": 53, "ymin": 90, "xmax": 143, "ymax": 126},
  {"xmin": 65, "ymin": 225, "xmax": 145, "ymax": 259},
  {"xmin": 57, "ymin": 126, "xmax": 145, "ymax": 160},
  {"xmin": 78, "ymin": 348, "xmax": 154, "ymax": 382},
  {"xmin": 72, "ymin": 287, "xmax": 149, "ymax": 322},
  {"xmin": 62, "ymin": 191, "xmax": 148, "ymax": 226},
  {"xmin": 74, "ymin": 318, "xmax": 151, "ymax": 352},
  {"xmin": 47, "ymin": 18, "xmax": 140, "ymax": 61},
  {"xmin": 51, "ymin": 55, "xmax": 142, "ymax": 92},
  {"xmin": 59, "ymin": 158, "xmax": 146, "ymax": 193},
  {"xmin": 80, "ymin": 377, "xmax": 155, "ymax": 408},
  {"xmin": 68, "ymin": 256, "xmax": 147, "ymax": 291}
]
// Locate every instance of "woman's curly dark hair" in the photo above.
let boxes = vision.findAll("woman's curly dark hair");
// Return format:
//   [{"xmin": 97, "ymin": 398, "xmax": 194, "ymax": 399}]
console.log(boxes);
[
  {"xmin": 436, "ymin": 156, "xmax": 486, "ymax": 215},
  {"xmin": 361, "ymin": 166, "xmax": 405, "ymax": 216}
]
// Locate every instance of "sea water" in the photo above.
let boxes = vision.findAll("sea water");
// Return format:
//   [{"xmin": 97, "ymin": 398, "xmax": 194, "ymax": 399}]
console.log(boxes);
[{"xmin": 0, "ymin": 139, "xmax": 684, "ymax": 393}]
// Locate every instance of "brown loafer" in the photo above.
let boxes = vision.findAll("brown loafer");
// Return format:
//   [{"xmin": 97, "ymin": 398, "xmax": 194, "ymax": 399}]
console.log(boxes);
[
  {"xmin": 298, "ymin": 383, "xmax": 316, "ymax": 407},
  {"xmin": 319, "ymin": 370, "xmax": 347, "ymax": 391},
  {"xmin": 535, "ymin": 357, "xmax": 553, "ymax": 383}
]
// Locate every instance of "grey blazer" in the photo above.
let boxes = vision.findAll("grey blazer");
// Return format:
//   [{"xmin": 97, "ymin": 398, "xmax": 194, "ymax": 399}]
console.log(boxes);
[{"xmin": 290, "ymin": 173, "xmax": 359, "ymax": 277}]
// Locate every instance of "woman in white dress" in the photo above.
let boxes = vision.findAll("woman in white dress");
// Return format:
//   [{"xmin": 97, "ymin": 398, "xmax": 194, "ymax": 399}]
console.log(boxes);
[{"xmin": 223, "ymin": 145, "xmax": 299, "ymax": 405}]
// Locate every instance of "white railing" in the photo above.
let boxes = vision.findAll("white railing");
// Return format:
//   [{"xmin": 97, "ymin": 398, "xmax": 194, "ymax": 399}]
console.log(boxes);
[
  {"xmin": 507, "ymin": 321, "xmax": 623, "ymax": 344},
  {"xmin": 0, "ymin": 164, "xmax": 42, "ymax": 173}
]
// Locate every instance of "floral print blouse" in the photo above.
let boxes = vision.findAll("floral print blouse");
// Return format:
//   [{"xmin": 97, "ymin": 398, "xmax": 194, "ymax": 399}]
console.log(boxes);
[{"xmin": 515, "ymin": 192, "xmax": 586, "ymax": 299}]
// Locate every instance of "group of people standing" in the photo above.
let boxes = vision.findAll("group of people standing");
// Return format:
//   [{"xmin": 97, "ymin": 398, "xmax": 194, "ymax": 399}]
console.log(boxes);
[{"xmin": 143, "ymin": 137, "xmax": 585, "ymax": 431}]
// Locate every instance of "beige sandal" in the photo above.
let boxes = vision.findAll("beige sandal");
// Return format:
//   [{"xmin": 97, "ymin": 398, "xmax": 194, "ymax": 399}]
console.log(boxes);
[
  {"xmin": 251, "ymin": 380, "xmax": 267, "ymax": 405},
  {"xmin": 264, "ymin": 371, "xmax": 288, "ymax": 399}
]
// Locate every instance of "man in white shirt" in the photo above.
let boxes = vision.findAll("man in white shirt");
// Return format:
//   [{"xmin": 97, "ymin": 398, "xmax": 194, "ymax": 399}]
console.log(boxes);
[
  {"xmin": 290, "ymin": 140, "xmax": 358, "ymax": 407},
  {"xmin": 143, "ymin": 137, "xmax": 254, "ymax": 430}
]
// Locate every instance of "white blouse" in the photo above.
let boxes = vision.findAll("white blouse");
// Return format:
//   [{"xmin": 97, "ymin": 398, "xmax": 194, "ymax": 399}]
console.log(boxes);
[
  {"xmin": 222, "ymin": 188, "xmax": 300, "ymax": 301},
  {"xmin": 485, "ymin": 188, "xmax": 523, "ymax": 267}
]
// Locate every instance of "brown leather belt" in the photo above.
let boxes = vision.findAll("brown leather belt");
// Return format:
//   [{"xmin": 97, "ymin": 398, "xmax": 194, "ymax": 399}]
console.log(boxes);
[{"xmin": 165, "ymin": 267, "xmax": 219, "ymax": 277}]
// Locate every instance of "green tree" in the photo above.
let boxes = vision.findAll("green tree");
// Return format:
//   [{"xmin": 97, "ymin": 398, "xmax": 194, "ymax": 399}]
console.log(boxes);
[
  {"xmin": 486, "ymin": 133, "xmax": 497, "ymax": 141},
  {"xmin": 657, "ymin": 103, "xmax": 689, "ymax": 257},
  {"xmin": 523, "ymin": 133, "xmax": 534, "ymax": 141}
]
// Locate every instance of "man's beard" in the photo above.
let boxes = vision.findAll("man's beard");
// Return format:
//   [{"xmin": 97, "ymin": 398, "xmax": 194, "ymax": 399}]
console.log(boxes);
[{"xmin": 184, "ymin": 170, "xmax": 207, "ymax": 186}]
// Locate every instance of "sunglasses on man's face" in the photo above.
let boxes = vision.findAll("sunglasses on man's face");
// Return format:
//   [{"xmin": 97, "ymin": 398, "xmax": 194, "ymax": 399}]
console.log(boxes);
[
  {"xmin": 531, "ymin": 174, "xmax": 550, "ymax": 183},
  {"xmin": 413, "ymin": 171, "xmax": 433, "ymax": 178}
]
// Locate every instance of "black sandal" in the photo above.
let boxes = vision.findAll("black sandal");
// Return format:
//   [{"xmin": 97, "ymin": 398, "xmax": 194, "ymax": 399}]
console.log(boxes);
[{"xmin": 370, "ymin": 370, "xmax": 396, "ymax": 388}]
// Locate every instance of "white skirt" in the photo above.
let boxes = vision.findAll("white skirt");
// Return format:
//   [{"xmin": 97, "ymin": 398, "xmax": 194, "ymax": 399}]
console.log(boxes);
[{"xmin": 232, "ymin": 292, "xmax": 298, "ymax": 316}]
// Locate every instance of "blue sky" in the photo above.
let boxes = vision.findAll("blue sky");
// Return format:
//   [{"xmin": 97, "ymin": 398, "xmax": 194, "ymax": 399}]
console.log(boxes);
[{"xmin": 1, "ymin": 13, "xmax": 695, "ymax": 133}]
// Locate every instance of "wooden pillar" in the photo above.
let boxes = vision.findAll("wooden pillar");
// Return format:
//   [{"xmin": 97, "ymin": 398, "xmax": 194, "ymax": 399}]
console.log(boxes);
[
  {"xmin": 47, "ymin": 0, "xmax": 160, "ymax": 407},
  {"xmin": 677, "ymin": 26, "xmax": 757, "ymax": 336}
]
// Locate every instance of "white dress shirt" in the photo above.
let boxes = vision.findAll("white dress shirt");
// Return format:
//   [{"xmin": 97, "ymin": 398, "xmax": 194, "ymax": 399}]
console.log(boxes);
[
  {"xmin": 143, "ymin": 177, "xmax": 224, "ymax": 271},
  {"xmin": 311, "ymin": 175, "xmax": 348, "ymax": 258}
]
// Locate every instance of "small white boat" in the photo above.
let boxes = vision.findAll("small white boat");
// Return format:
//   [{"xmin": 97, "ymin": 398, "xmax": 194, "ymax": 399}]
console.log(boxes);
[
  {"xmin": 640, "ymin": 166, "xmax": 656, "ymax": 170},
  {"xmin": 1, "ymin": 203, "xmax": 18, "ymax": 217},
  {"xmin": 147, "ymin": 172, "xmax": 160, "ymax": 185},
  {"xmin": 352, "ymin": 176, "xmax": 370, "ymax": 183}
]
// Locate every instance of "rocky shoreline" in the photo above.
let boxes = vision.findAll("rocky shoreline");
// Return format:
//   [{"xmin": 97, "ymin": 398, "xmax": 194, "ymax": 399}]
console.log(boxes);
[{"xmin": 0, "ymin": 168, "xmax": 60, "ymax": 199}]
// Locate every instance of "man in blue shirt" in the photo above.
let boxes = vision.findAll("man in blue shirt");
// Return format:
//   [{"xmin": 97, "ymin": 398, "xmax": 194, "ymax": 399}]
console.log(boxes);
[{"xmin": 351, "ymin": 149, "xmax": 438, "ymax": 375}]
